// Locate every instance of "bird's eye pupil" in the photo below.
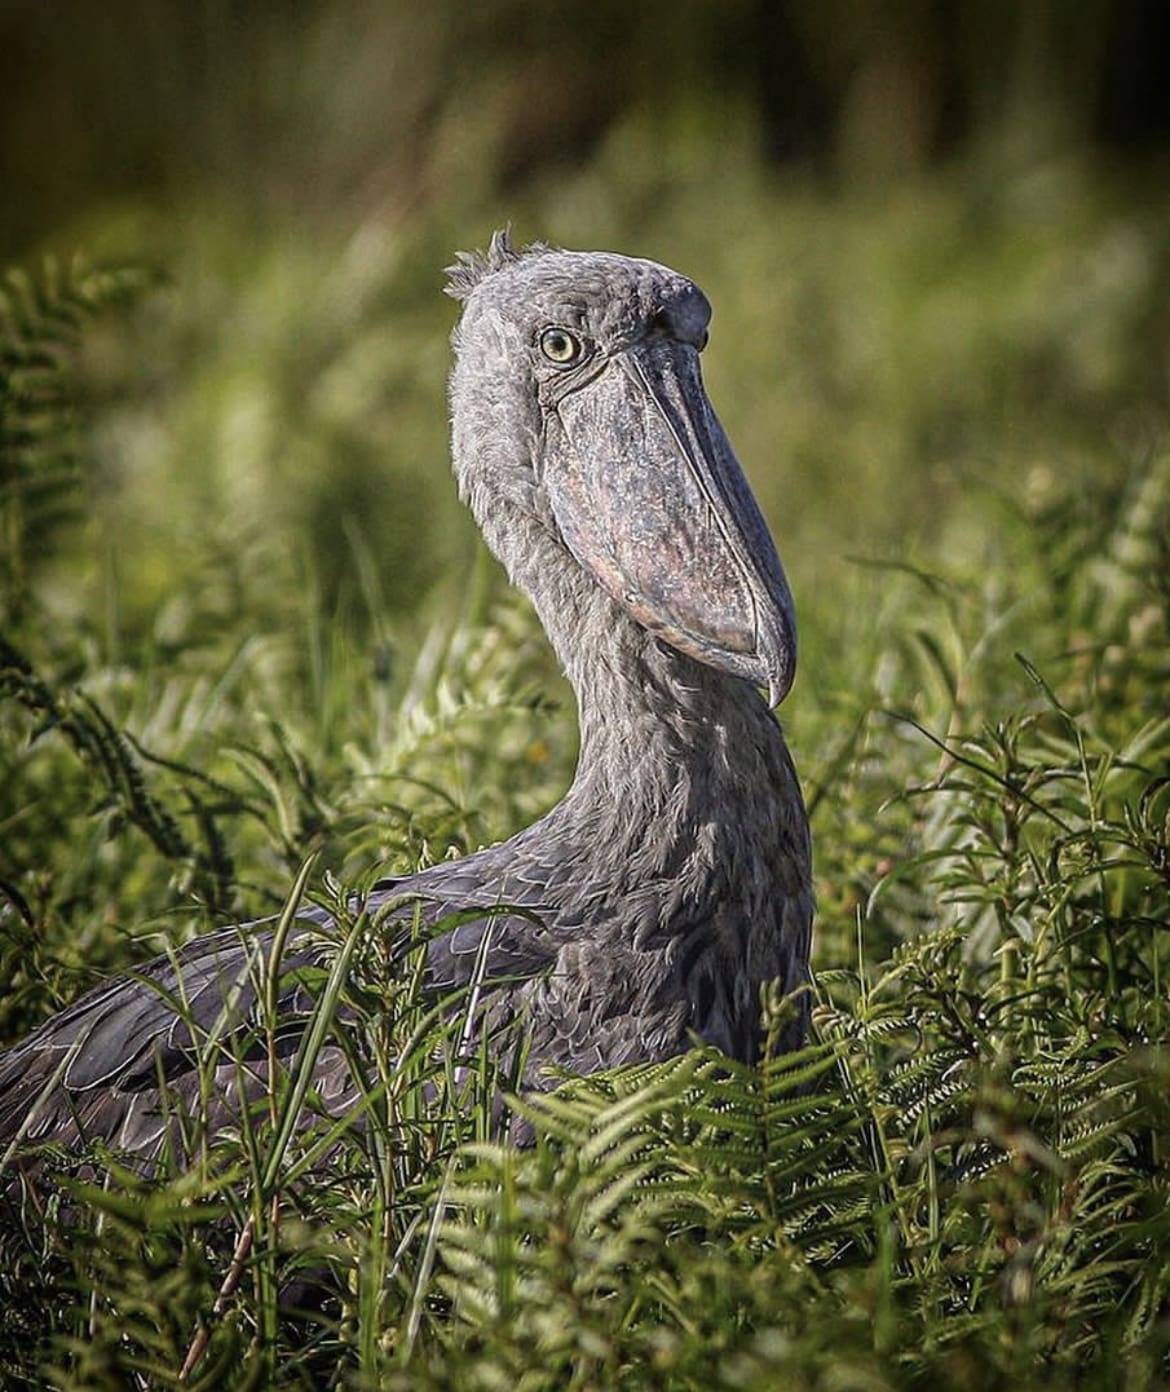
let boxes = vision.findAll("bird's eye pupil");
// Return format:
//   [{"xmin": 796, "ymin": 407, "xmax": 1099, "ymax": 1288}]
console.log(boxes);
[{"xmin": 540, "ymin": 327, "xmax": 581, "ymax": 364}]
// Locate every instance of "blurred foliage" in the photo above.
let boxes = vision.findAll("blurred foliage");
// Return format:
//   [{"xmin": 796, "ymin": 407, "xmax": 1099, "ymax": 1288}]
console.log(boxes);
[{"xmin": 2, "ymin": 3, "xmax": 1170, "ymax": 1389}]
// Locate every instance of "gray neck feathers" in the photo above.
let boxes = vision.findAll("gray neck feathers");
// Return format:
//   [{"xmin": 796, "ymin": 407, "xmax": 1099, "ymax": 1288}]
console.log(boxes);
[{"xmin": 475, "ymin": 490, "xmax": 792, "ymax": 893}]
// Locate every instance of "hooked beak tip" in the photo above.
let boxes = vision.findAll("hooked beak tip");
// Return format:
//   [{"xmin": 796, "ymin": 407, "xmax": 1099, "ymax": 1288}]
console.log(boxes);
[
  {"xmin": 766, "ymin": 669, "xmax": 792, "ymax": 709},
  {"xmin": 756, "ymin": 598, "xmax": 795, "ymax": 707},
  {"xmin": 761, "ymin": 617, "xmax": 797, "ymax": 707}
]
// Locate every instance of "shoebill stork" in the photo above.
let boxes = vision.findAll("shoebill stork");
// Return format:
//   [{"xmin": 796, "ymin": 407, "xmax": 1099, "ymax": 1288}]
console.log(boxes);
[{"xmin": 0, "ymin": 232, "xmax": 812, "ymax": 1160}]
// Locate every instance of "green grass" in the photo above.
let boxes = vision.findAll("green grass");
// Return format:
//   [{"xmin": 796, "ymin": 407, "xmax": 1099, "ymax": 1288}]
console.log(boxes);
[{"xmin": 1, "ymin": 139, "xmax": 1169, "ymax": 1389}]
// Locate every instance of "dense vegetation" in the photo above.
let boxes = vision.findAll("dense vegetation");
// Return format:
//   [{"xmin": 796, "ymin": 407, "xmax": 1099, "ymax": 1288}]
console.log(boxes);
[{"xmin": 1, "ymin": 7, "xmax": 1169, "ymax": 1386}]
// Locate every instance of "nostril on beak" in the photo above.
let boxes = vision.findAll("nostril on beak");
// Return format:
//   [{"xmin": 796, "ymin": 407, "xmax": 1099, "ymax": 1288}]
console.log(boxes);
[{"xmin": 651, "ymin": 291, "xmax": 712, "ymax": 351}]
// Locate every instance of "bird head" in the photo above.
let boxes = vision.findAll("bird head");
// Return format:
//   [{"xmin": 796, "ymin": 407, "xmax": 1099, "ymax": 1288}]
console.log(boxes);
[{"xmin": 445, "ymin": 230, "xmax": 797, "ymax": 706}]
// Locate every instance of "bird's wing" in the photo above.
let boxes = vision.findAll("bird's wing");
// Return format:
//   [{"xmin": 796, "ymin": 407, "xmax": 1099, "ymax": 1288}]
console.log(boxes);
[
  {"xmin": 0, "ymin": 920, "xmax": 325, "ymax": 1151},
  {"xmin": 0, "ymin": 868, "xmax": 561, "ymax": 1158},
  {"xmin": 369, "ymin": 856, "xmax": 562, "ymax": 991}
]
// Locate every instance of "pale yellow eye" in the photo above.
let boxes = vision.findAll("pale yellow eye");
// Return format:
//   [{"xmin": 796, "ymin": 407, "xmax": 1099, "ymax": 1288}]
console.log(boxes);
[{"xmin": 539, "ymin": 327, "xmax": 582, "ymax": 365}]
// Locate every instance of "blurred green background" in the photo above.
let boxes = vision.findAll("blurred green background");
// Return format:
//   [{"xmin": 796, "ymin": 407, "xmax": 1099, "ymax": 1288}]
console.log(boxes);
[
  {"xmin": 2, "ymin": 0, "xmax": 1168, "ymax": 951},
  {"xmin": 4, "ymin": 0, "xmax": 1167, "ymax": 627}
]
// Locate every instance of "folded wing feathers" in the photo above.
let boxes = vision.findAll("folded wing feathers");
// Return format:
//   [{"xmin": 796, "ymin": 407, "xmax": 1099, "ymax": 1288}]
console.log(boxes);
[{"xmin": 0, "ymin": 873, "xmax": 561, "ymax": 1160}]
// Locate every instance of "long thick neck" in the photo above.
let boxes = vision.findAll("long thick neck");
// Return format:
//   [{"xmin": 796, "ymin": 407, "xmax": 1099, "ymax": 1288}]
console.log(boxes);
[{"xmin": 489, "ymin": 508, "xmax": 792, "ymax": 859}]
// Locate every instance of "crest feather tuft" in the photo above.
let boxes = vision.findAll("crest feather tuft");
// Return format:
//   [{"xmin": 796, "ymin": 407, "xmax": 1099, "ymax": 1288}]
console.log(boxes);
[{"xmin": 444, "ymin": 227, "xmax": 550, "ymax": 299}]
